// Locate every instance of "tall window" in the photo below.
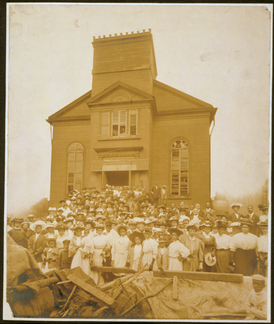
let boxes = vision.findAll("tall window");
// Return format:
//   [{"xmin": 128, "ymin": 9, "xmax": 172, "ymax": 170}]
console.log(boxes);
[
  {"xmin": 67, "ymin": 143, "xmax": 84, "ymax": 193},
  {"xmin": 171, "ymin": 140, "xmax": 189, "ymax": 197},
  {"xmin": 101, "ymin": 110, "xmax": 138, "ymax": 137}
]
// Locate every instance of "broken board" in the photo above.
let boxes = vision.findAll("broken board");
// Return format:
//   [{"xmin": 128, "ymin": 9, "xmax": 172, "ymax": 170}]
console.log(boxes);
[
  {"xmin": 67, "ymin": 274, "xmax": 116, "ymax": 308},
  {"xmin": 90, "ymin": 266, "xmax": 136, "ymax": 274},
  {"xmin": 153, "ymin": 270, "xmax": 243, "ymax": 283}
]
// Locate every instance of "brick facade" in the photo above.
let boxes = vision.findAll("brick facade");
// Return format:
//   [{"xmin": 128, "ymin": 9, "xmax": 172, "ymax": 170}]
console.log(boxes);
[{"xmin": 47, "ymin": 30, "xmax": 217, "ymax": 207}]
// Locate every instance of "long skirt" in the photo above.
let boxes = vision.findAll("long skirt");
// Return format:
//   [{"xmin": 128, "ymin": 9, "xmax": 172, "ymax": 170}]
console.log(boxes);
[
  {"xmin": 216, "ymin": 250, "xmax": 230, "ymax": 273},
  {"xmin": 71, "ymin": 249, "xmax": 90, "ymax": 275},
  {"xmin": 234, "ymin": 248, "xmax": 257, "ymax": 276},
  {"xmin": 169, "ymin": 256, "xmax": 183, "ymax": 271},
  {"xmin": 183, "ymin": 255, "xmax": 199, "ymax": 271},
  {"xmin": 132, "ymin": 257, "xmax": 141, "ymax": 271},
  {"xmin": 113, "ymin": 252, "xmax": 128, "ymax": 268},
  {"xmin": 142, "ymin": 252, "xmax": 153, "ymax": 269},
  {"xmin": 90, "ymin": 249, "xmax": 105, "ymax": 285}
]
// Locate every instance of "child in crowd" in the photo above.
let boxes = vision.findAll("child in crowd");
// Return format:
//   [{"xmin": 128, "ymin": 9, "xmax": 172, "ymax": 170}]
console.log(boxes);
[
  {"xmin": 41, "ymin": 237, "xmax": 59, "ymax": 273},
  {"xmin": 58, "ymin": 239, "xmax": 72, "ymax": 270}
]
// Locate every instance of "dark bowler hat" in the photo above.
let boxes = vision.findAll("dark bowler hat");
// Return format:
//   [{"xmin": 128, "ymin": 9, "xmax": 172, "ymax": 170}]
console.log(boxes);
[{"xmin": 216, "ymin": 220, "xmax": 227, "ymax": 229}]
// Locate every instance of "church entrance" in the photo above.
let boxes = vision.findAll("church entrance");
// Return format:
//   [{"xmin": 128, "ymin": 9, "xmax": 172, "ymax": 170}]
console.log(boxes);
[{"xmin": 105, "ymin": 171, "xmax": 129, "ymax": 186}]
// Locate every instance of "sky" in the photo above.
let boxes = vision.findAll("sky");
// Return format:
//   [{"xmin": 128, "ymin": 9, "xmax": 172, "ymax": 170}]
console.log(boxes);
[{"xmin": 6, "ymin": 4, "xmax": 272, "ymax": 215}]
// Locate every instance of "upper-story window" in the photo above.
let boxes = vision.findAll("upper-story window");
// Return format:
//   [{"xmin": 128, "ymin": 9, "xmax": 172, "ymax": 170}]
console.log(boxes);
[
  {"xmin": 67, "ymin": 142, "xmax": 84, "ymax": 194},
  {"xmin": 101, "ymin": 110, "xmax": 138, "ymax": 138},
  {"xmin": 171, "ymin": 139, "xmax": 189, "ymax": 197}
]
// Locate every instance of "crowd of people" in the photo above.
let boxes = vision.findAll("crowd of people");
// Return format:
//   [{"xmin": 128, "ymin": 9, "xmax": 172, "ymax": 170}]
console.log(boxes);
[{"xmin": 7, "ymin": 184, "xmax": 269, "ymax": 285}]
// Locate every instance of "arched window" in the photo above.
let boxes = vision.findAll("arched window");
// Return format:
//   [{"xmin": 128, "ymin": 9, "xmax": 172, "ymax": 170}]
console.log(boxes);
[
  {"xmin": 171, "ymin": 140, "xmax": 189, "ymax": 197},
  {"xmin": 67, "ymin": 143, "xmax": 84, "ymax": 193}
]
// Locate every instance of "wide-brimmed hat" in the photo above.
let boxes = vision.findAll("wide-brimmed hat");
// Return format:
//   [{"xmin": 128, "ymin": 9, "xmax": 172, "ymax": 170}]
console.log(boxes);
[
  {"xmin": 204, "ymin": 252, "xmax": 216, "ymax": 267},
  {"xmin": 56, "ymin": 224, "xmax": 68, "ymax": 231},
  {"xmin": 63, "ymin": 239, "xmax": 71, "ymax": 244},
  {"xmin": 230, "ymin": 222, "xmax": 241, "ymax": 227},
  {"xmin": 200, "ymin": 221, "xmax": 213, "ymax": 228},
  {"xmin": 258, "ymin": 204, "xmax": 268, "ymax": 211},
  {"xmin": 95, "ymin": 215, "xmax": 106, "ymax": 220},
  {"xmin": 47, "ymin": 237, "xmax": 57, "ymax": 242},
  {"xmin": 168, "ymin": 227, "xmax": 183, "ymax": 236},
  {"xmin": 179, "ymin": 215, "xmax": 190, "ymax": 222},
  {"xmin": 72, "ymin": 225, "xmax": 85, "ymax": 232},
  {"xmin": 252, "ymin": 274, "xmax": 266, "ymax": 284},
  {"xmin": 27, "ymin": 214, "xmax": 34, "ymax": 218},
  {"xmin": 257, "ymin": 220, "xmax": 268, "ymax": 227},
  {"xmin": 144, "ymin": 227, "xmax": 152, "ymax": 233},
  {"xmin": 230, "ymin": 203, "xmax": 242, "ymax": 208},
  {"xmin": 11, "ymin": 218, "xmax": 24, "ymax": 224},
  {"xmin": 240, "ymin": 219, "xmax": 253, "ymax": 227},
  {"xmin": 129, "ymin": 230, "xmax": 145, "ymax": 243},
  {"xmin": 85, "ymin": 218, "xmax": 95, "ymax": 227},
  {"xmin": 95, "ymin": 224, "xmax": 105, "ymax": 230},
  {"xmin": 186, "ymin": 219, "xmax": 198, "ymax": 229},
  {"xmin": 64, "ymin": 217, "xmax": 74, "ymax": 223},
  {"xmin": 30, "ymin": 220, "xmax": 47, "ymax": 232},
  {"xmin": 169, "ymin": 216, "xmax": 179, "ymax": 222},
  {"xmin": 117, "ymin": 224, "xmax": 128, "ymax": 234}
]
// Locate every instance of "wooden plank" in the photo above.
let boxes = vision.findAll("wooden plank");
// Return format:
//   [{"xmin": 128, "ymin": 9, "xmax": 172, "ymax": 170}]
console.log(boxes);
[
  {"xmin": 90, "ymin": 266, "xmax": 136, "ymax": 274},
  {"xmin": 153, "ymin": 270, "xmax": 243, "ymax": 283},
  {"xmin": 98, "ymin": 274, "xmax": 134, "ymax": 291},
  {"xmin": 173, "ymin": 276, "xmax": 178, "ymax": 300},
  {"xmin": 67, "ymin": 274, "xmax": 116, "ymax": 308}
]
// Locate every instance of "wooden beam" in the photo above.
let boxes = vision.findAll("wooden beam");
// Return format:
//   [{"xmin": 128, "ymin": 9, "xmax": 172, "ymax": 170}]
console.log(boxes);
[
  {"xmin": 153, "ymin": 270, "xmax": 243, "ymax": 283},
  {"xmin": 67, "ymin": 274, "xmax": 116, "ymax": 308},
  {"xmin": 173, "ymin": 276, "xmax": 178, "ymax": 300},
  {"xmin": 90, "ymin": 266, "xmax": 136, "ymax": 274}
]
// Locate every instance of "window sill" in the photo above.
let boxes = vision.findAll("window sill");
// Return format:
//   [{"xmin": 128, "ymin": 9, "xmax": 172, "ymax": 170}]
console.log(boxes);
[
  {"xmin": 98, "ymin": 136, "xmax": 141, "ymax": 141},
  {"xmin": 168, "ymin": 196, "xmax": 192, "ymax": 200}
]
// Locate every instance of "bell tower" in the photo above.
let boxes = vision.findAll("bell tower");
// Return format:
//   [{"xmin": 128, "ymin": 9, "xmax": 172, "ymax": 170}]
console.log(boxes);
[{"xmin": 91, "ymin": 29, "xmax": 157, "ymax": 96}]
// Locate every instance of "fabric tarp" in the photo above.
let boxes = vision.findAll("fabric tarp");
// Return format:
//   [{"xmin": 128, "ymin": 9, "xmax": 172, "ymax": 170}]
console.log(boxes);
[
  {"xmin": 6, "ymin": 234, "xmax": 44, "ymax": 286},
  {"xmin": 131, "ymin": 272, "xmax": 254, "ymax": 319}
]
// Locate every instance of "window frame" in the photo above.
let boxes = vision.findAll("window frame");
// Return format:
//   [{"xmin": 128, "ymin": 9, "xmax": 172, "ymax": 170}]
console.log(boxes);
[
  {"xmin": 67, "ymin": 142, "xmax": 84, "ymax": 194},
  {"xmin": 170, "ymin": 139, "xmax": 190, "ymax": 198},
  {"xmin": 100, "ymin": 109, "xmax": 138, "ymax": 138}
]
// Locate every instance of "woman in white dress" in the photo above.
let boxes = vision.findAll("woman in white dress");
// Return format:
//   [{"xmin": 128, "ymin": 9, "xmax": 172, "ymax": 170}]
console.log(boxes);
[
  {"xmin": 142, "ymin": 227, "xmax": 158, "ymax": 270},
  {"xmin": 56, "ymin": 224, "xmax": 69, "ymax": 251},
  {"xmin": 69, "ymin": 225, "xmax": 86, "ymax": 272},
  {"xmin": 90, "ymin": 225, "xmax": 109, "ymax": 284},
  {"xmin": 168, "ymin": 227, "xmax": 190, "ymax": 271},
  {"xmin": 111, "ymin": 225, "xmax": 131, "ymax": 268},
  {"xmin": 127, "ymin": 230, "xmax": 145, "ymax": 271}
]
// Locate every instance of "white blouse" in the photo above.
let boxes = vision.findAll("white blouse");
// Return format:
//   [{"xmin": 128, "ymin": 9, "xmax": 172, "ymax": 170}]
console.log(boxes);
[
  {"xmin": 215, "ymin": 233, "xmax": 231, "ymax": 249},
  {"xmin": 168, "ymin": 240, "xmax": 190, "ymax": 259},
  {"xmin": 230, "ymin": 232, "xmax": 257, "ymax": 251},
  {"xmin": 257, "ymin": 235, "xmax": 268, "ymax": 253}
]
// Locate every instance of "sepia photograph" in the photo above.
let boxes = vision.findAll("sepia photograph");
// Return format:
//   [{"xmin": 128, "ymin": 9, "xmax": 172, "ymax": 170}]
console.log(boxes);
[{"xmin": 4, "ymin": 3, "xmax": 272, "ymax": 321}]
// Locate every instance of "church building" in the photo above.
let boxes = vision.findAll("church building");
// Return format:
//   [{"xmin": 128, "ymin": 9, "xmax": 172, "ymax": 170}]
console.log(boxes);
[{"xmin": 47, "ymin": 29, "xmax": 217, "ymax": 206}]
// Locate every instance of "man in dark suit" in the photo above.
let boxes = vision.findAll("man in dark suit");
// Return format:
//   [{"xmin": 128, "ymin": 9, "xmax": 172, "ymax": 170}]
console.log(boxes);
[
  {"xmin": 28, "ymin": 220, "xmax": 47, "ymax": 266},
  {"xmin": 151, "ymin": 182, "xmax": 161, "ymax": 207},
  {"xmin": 202, "ymin": 202, "xmax": 216, "ymax": 218},
  {"xmin": 227, "ymin": 203, "xmax": 243, "ymax": 224},
  {"xmin": 243, "ymin": 205, "xmax": 261, "ymax": 236}
]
